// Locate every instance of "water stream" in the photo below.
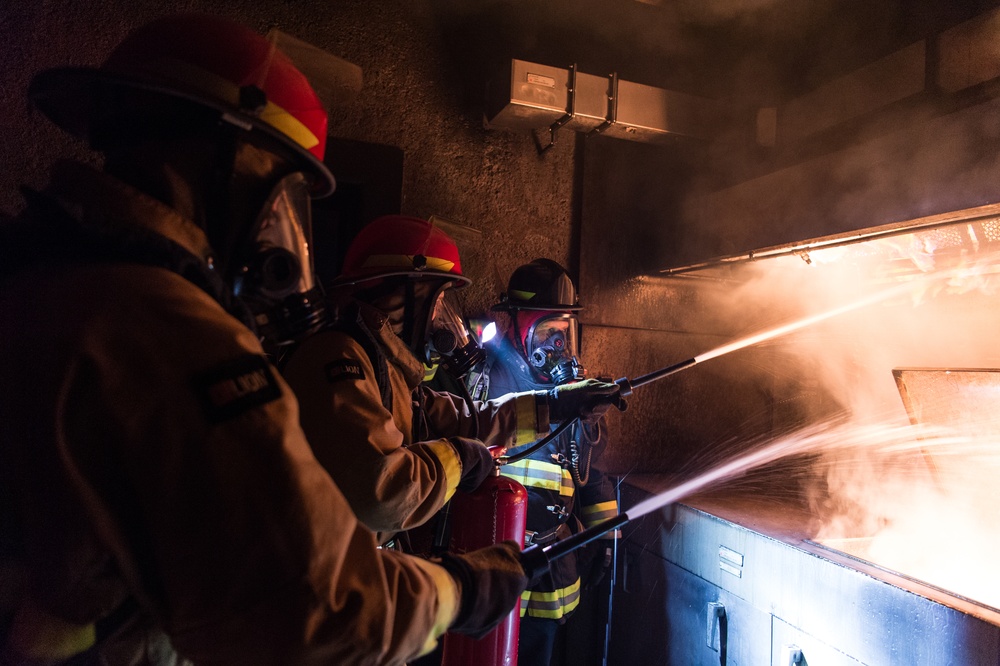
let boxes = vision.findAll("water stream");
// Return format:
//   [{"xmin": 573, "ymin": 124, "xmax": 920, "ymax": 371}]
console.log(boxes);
[{"xmin": 623, "ymin": 420, "xmax": 974, "ymax": 520}]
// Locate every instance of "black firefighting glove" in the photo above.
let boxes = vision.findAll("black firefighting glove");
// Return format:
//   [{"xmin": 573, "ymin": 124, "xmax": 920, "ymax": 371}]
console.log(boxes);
[
  {"xmin": 437, "ymin": 540, "xmax": 528, "ymax": 638},
  {"xmin": 450, "ymin": 437, "xmax": 495, "ymax": 492},
  {"xmin": 548, "ymin": 378, "xmax": 626, "ymax": 425}
]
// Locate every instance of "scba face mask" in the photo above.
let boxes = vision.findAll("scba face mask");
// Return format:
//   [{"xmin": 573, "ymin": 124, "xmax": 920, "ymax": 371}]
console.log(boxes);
[
  {"xmin": 235, "ymin": 171, "xmax": 327, "ymax": 345},
  {"xmin": 427, "ymin": 290, "xmax": 486, "ymax": 379},
  {"xmin": 525, "ymin": 314, "xmax": 583, "ymax": 385}
]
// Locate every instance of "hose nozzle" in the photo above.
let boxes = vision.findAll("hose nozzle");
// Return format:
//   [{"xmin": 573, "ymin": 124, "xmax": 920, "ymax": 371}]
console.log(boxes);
[{"xmin": 614, "ymin": 377, "xmax": 634, "ymax": 399}]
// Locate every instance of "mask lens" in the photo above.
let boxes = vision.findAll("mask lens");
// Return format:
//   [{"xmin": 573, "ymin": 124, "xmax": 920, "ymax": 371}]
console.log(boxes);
[
  {"xmin": 238, "ymin": 172, "xmax": 326, "ymax": 345},
  {"xmin": 428, "ymin": 290, "xmax": 485, "ymax": 378},
  {"xmin": 430, "ymin": 290, "xmax": 473, "ymax": 351},
  {"xmin": 248, "ymin": 171, "xmax": 315, "ymax": 299},
  {"xmin": 527, "ymin": 315, "xmax": 578, "ymax": 361}
]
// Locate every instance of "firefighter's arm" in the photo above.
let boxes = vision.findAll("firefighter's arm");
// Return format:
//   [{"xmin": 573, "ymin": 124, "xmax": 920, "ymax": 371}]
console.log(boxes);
[
  {"xmin": 59, "ymin": 279, "xmax": 462, "ymax": 664},
  {"xmin": 282, "ymin": 329, "xmax": 459, "ymax": 532},
  {"xmin": 419, "ymin": 384, "xmax": 551, "ymax": 448}
]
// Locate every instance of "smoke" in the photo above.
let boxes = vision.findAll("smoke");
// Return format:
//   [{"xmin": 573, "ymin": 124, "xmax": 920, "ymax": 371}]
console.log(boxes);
[
  {"xmin": 809, "ymin": 414, "xmax": 1000, "ymax": 608},
  {"xmin": 695, "ymin": 235, "xmax": 1000, "ymax": 609},
  {"xmin": 700, "ymin": 235, "xmax": 1000, "ymax": 414}
]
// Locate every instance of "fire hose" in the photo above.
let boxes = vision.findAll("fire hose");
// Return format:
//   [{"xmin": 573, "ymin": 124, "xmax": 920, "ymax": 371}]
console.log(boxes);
[
  {"xmin": 440, "ymin": 356, "xmax": 731, "ymax": 664},
  {"xmin": 512, "ymin": 356, "xmax": 700, "ymax": 576},
  {"xmin": 447, "ymin": 284, "xmax": 921, "ymax": 664},
  {"xmin": 497, "ymin": 357, "xmax": 697, "ymax": 467}
]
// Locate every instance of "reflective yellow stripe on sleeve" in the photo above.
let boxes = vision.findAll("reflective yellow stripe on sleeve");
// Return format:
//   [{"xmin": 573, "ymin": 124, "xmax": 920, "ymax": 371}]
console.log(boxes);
[
  {"xmin": 512, "ymin": 394, "xmax": 540, "ymax": 445},
  {"xmin": 503, "ymin": 459, "xmax": 575, "ymax": 497},
  {"xmin": 6, "ymin": 599, "xmax": 96, "ymax": 660},
  {"xmin": 410, "ymin": 556, "xmax": 461, "ymax": 656},
  {"xmin": 559, "ymin": 468, "xmax": 574, "ymax": 497},
  {"xmin": 426, "ymin": 439, "xmax": 462, "ymax": 501},
  {"xmin": 582, "ymin": 500, "xmax": 618, "ymax": 525},
  {"xmin": 519, "ymin": 578, "xmax": 582, "ymax": 620},
  {"xmin": 582, "ymin": 499, "xmax": 621, "ymax": 538}
]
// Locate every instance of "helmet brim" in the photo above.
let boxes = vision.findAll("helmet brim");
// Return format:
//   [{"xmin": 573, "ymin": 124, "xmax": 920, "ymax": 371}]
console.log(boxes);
[
  {"xmin": 331, "ymin": 269, "xmax": 472, "ymax": 289},
  {"xmin": 29, "ymin": 67, "xmax": 336, "ymax": 197},
  {"xmin": 490, "ymin": 302, "xmax": 583, "ymax": 312}
]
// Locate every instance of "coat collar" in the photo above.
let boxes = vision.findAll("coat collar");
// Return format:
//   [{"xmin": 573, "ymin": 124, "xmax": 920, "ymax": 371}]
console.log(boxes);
[{"xmin": 46, "ymin": 161, "xmax": 214, "ymax": 266}]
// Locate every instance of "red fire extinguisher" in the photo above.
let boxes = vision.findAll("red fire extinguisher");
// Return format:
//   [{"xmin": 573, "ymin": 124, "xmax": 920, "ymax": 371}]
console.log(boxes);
[{"xmin": 441, "ymin": 454, "xmax": 527, "ymax": 666}]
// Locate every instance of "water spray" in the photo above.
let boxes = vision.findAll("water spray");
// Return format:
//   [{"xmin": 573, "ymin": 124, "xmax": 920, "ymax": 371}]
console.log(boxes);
[
  {"xmin": 505, "ymin": 280, "xmax": 914, "ymax": 467},
  {"xmin": 614, "ymin": 279, "xmax": 918, "ymax": 398},
  {"xmin": 521, "ymin": 429, "xmax": 803, "ymax": 580},
  {"xmin": 521, "ymin": 278, "xmax": 933, "ymax": 577}
]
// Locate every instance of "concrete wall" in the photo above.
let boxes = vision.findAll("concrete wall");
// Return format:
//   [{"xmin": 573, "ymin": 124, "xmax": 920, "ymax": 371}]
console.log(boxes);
[
  {"xmin": 0, "ymin": 0, "xmax": 578, "ymax": 318},
  {"xmin": 575, "ymin": 6, "xmax": 1000, "ymax": 476}
]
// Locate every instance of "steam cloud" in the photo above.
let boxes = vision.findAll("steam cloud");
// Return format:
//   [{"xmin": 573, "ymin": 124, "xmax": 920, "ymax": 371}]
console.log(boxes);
[{"xmin": 702, "ymin": 234, "xmax": 1000, "ymax": 609}]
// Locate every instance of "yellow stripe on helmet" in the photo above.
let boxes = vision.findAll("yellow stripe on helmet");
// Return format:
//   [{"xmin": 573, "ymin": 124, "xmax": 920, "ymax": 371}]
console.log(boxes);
[
  {"xmin": 139, "ymin": 58, "xmax": 319, "ymax": 151},
  {"xmin": 259, "ymin": 100, "xmax": 319, "ymax": 150},
  {"xmin": 360, "ymin": 254, "xmax": 457, "ymax": 273}
]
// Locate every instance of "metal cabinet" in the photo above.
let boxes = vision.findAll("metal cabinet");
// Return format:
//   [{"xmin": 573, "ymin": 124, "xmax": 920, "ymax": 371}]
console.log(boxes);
[{"xmin": 606, "ymin": 484, "xmax": 1000, "ymax": 666}]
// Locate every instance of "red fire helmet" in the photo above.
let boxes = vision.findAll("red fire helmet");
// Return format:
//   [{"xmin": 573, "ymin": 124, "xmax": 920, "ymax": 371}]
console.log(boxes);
[
  {"xmin": 335, "ymin": 215, "xmax": 472, "ymax": 287},
  {"xmin": 28, "ymin": 13, "xmax": 335, "ymax": 196}
]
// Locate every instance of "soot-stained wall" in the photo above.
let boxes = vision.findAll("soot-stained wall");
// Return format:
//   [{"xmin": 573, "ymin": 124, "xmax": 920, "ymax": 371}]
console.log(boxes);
[{"xmin": 0, "ymin": 0, "xmax": 578, "ymax": 319}]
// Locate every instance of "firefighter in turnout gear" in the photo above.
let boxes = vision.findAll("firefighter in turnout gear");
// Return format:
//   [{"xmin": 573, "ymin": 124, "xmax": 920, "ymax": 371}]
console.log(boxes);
[
  {"xmin": 0, "ymin": 14, "xmax": 527, "ymax": 664},
  {"xmin": 280, "ymin": 215, "xmax": 559, "ymax": 539},
  {"xmin": 469, "ymin": 259, "xmax": 621, "ymax": 666}
]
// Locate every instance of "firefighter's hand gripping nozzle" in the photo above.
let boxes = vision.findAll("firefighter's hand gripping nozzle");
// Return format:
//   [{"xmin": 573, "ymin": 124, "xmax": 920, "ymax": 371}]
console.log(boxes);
[{"xmin": 548, "ymin": 378, "xmax": 628, "ymax": 425}]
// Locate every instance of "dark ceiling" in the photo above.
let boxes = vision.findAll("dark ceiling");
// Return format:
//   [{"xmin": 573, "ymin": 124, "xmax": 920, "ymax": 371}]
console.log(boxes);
[{"xmin": 432, "ymin": 0, "xmax": 1000, "ymax": 107}]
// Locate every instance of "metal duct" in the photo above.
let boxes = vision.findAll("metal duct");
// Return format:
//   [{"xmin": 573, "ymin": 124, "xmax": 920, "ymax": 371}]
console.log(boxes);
[{"xmin": 484, "ymin": 59, "xmax": 721, "ymax": 145}]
